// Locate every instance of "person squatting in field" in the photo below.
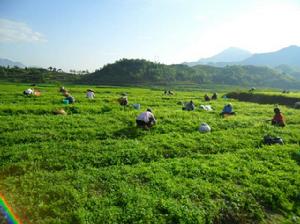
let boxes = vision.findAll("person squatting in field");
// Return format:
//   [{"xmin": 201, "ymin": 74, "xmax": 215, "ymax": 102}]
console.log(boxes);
[
  {"xmin": 23, "ymin": 88, "xmax": 34, "ymax": 96},
  {"xmin": 211, "ymin": 92, "xmax": 217, "ymax": 100},
  {"xmin": 204, "ymin": 94, "xmax": 211, "ymax": 101},
  {"xmin": 136, "ymin": 108, "xmax": 156, "ymax": 129},
  {"xmin": 220, "ymin": 103, "xmax": 236, "ymax": 116},
  {"xmin": 59, "ymin": 86, "xmax": 66, "ymax": 93},
  {"xmin": 86, "ymin": 89, "xmax": 95, "ymax": 99},
  {"xmin": 64, "ymin": 93, "xmax": 75, "ymax": 104},
  {"xmin": 118, "ymin": 96, "xmax": 128, "ymax": 106},
  {"xmin": 183, "ymin": 100, "xmax": 195, "ymax": 111},
  {"xmin": 272, "ymin": 108, "xmax": 285, "ymax": 127}
]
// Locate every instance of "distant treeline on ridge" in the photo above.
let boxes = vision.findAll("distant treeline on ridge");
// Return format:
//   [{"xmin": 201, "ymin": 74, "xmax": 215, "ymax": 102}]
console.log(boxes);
[{"xmin": 1, "ymin": 58, "xmax": 299, "ymax": 89}]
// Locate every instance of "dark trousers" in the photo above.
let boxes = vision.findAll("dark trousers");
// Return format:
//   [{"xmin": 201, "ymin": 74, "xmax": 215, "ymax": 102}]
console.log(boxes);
[
  {"xmin": 136, "ymin": 119, "xmax": 154, "ymax": 128},
  {"xmin": 272, "ymin": 120, "xmax": 285, "ymax": 127}
]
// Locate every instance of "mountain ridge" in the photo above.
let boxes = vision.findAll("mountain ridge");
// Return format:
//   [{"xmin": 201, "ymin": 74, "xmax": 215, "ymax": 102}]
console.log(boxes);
[
  {"xmin": 241, "ymin": 45, "xmax": 300, "ymax": 67},
  {"xmin": 185, "ymin": 45, "xmax": 300, "ymax": 69},
  {"xmin": 0, "ymin": 58, "xmax": 25, "ymax": 68}
]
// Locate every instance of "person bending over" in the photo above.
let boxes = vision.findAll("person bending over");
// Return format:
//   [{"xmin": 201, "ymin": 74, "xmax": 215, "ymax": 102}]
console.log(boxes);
[
  {"xmin": 136, "ymin": 108, "xmax": 156, "ymax": 129},
  {"xmin": 64, "ymin": 93, "xmax": 75, "ymax": 104},
  {"xmin": 220, "ymin": 103, "xmax": 236, "ymax": 116},
  {"xmin": 183, "ymin": 100, "xmax": 195, "ymax": 111}
]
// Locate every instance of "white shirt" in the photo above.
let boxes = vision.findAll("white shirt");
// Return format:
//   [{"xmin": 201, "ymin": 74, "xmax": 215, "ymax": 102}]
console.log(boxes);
[
  {"xmin": 25, "ymin": 89, "xmax": 34, "ymax": 95},
  {"xmin": 86, "ymin": 91, "xmax": 95, "ymax": 99},
  {"xmin": 136, "ymin": 111, "xmax": 155, "ymax": 122},
  {"xmin": 199, "ymin": 123, "xmax": 211, "ymax": 132},
  {"xmin": 199, "ymin": 105, "xmax": 213, "ymax": 111}
]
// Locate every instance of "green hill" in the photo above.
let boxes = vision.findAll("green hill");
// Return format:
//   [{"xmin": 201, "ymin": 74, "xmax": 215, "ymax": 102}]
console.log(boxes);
[
  {"xmin": 1, "ymin": 59, "xmax": 300, "ymax": 89},
  {"xmin": 79, "ymin": 59, "xmax": 177, "ymax": 85},
  {"xmin": 80, "ymin": 59, "xmax": 300, "ymax": 89},
  {"xmin": 0, "ymin": 66, "xmax": 80, "ymax": 84}
]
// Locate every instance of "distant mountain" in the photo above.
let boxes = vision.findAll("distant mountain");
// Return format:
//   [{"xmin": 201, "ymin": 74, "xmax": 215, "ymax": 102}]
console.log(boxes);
[
  {"xmin": 185, "ymin": 47, "xmax": 252, "ymax": 66},
  {"xmin": 241, "ymin": 45, "xmax": 300, "ymax": 67},
  {"xmin": 0, "ymin": 58, "xmax": 25, "ymax": 68}
]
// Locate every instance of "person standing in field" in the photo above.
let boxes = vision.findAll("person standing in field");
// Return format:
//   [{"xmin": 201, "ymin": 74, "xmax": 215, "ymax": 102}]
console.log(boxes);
[
  {"xmin": 136, "ymin": 108, "xmax": 156, "ymax": 129},
  {"xmin": 272, "ymin": 108, "xmax": 285, "ymax": 127},
  {"xmin": 86, "ymin": 89, "xmax": 95, "ymax": 99}
]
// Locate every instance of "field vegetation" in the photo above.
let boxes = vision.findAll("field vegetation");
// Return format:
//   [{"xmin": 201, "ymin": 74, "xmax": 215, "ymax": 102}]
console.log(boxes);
[{"xmin": 0, "ymin": 83, "xmax": 299, "ymax": 223}]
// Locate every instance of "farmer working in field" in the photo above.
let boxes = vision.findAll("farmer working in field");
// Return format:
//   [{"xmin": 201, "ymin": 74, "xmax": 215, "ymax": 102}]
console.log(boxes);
[
  {"xmin": 23, "ymin": 88, "xmax": 34, "ymax": 96},
  {"xmin": 211, "ymin": 92, "xmax": 217, "ymax": 100},
  {"xmin": 271, "ymin": 108, "xmax": 285, "ymax": 127},
  {"xmin": 118, "ymin": 96, "xmax": 128, "ymax": 106},
  {"xmin": 59, "ymin": 86, "xmax": 65, "ymax": 92},
  {"xmin": 204, "ymin": 94, "xmax": 211, "ymax": 101},
  {"xmin": 86, "ymin": 89, "xmax": 95, "ymax": 99},
  {"xmin": 183, "ymin": 100, "xmax": 195, "ymax": 111},
  {"xmin": 220, "ymin": 103, "xmax": 235, "ymax": 116},
  {"xmin": 64, "ymin": 93, "xmax": 75, "ymax": 104},
  {"xmin": 136, "ymin": 108, "xmax": 156, "ymax": 129}
]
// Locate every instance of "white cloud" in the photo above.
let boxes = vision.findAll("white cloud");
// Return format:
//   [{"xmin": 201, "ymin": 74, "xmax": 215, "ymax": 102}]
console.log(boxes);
[{"xmin": 0, "ymin": 19, "xmax": 46, "ymax": 43}]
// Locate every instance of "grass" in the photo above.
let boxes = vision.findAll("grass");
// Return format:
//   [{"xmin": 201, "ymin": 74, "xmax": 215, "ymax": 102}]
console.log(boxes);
[{"xmin": 0, "ymin": 83, "xmax": 299, "ymax": 223}]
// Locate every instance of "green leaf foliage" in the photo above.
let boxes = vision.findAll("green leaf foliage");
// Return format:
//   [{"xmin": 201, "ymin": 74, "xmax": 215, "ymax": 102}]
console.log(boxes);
[{"xmin": 0, "ymin": 83, "xmax": 299, "ymax": 223}]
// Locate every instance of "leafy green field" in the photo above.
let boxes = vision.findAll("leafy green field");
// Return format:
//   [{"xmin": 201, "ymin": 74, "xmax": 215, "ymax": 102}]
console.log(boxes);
[{"xmin": 0, "ymin": 83, "xmax": 299, "ymax": 223}]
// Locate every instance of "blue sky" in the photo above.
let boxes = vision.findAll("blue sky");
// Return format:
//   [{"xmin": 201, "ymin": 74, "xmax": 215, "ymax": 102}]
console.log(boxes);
[{"xmin": 1, "ymin": 0, "xmax": 300, "ymax": 71}]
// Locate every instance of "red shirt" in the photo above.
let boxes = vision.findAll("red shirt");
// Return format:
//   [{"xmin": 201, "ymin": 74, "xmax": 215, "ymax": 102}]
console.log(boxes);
[{"xmin": 272, "ymin": 113, "xmax": 285, "ymax": 124}]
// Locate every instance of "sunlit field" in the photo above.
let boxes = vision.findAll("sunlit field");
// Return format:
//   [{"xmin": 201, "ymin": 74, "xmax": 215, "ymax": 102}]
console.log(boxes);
[{"xmin": 0, "ymin": 83, "xmax": 299, "ymax": 223}]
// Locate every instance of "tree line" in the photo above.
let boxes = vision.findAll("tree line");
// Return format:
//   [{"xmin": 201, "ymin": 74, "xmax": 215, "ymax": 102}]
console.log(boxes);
[{"xmin": 1, "ymin": 59, "xmax": 300, "ymax": 89}]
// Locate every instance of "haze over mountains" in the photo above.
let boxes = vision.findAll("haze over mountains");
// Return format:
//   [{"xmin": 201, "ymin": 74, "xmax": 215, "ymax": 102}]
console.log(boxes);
[
  {"xmin": 242, "ymin": 45, "xmax": 300, "ymax": 67},
  {"xmin": 0, "ymin": 58, "xmax": 25, "ymax": 68},
  {"xmin": 185, "ymin": 45, "xmax": 300, "ymax": 68},
  {"xmin": 184, "ymin": 45, "xmax": 300, "ymax": 80},
  {"xmin": 185, "ymin": 47, "xmax": 253, "ymax": 67}
]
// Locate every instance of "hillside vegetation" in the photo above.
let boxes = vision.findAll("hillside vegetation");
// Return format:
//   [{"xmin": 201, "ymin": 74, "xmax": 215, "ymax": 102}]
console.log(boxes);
[
  {"xmin": 80, "ymin": 59, "xmax": 300, "ymax": 89},
  {"xmin": 1, "ymin": 59, "xmax": 300, "ymax": 89},
  {"xmin": 0, "ymin": 83, "xmax": 299, "ymax": 223},
  {"xmin": 0, "ymin": 66, "xmax": 80, "ymax": 84}
]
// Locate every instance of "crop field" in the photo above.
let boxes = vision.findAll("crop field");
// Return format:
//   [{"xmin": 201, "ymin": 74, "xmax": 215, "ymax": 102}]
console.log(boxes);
[{"xmin": 0, "ymin": 83, "xmax": 300, "ymax": 224}]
